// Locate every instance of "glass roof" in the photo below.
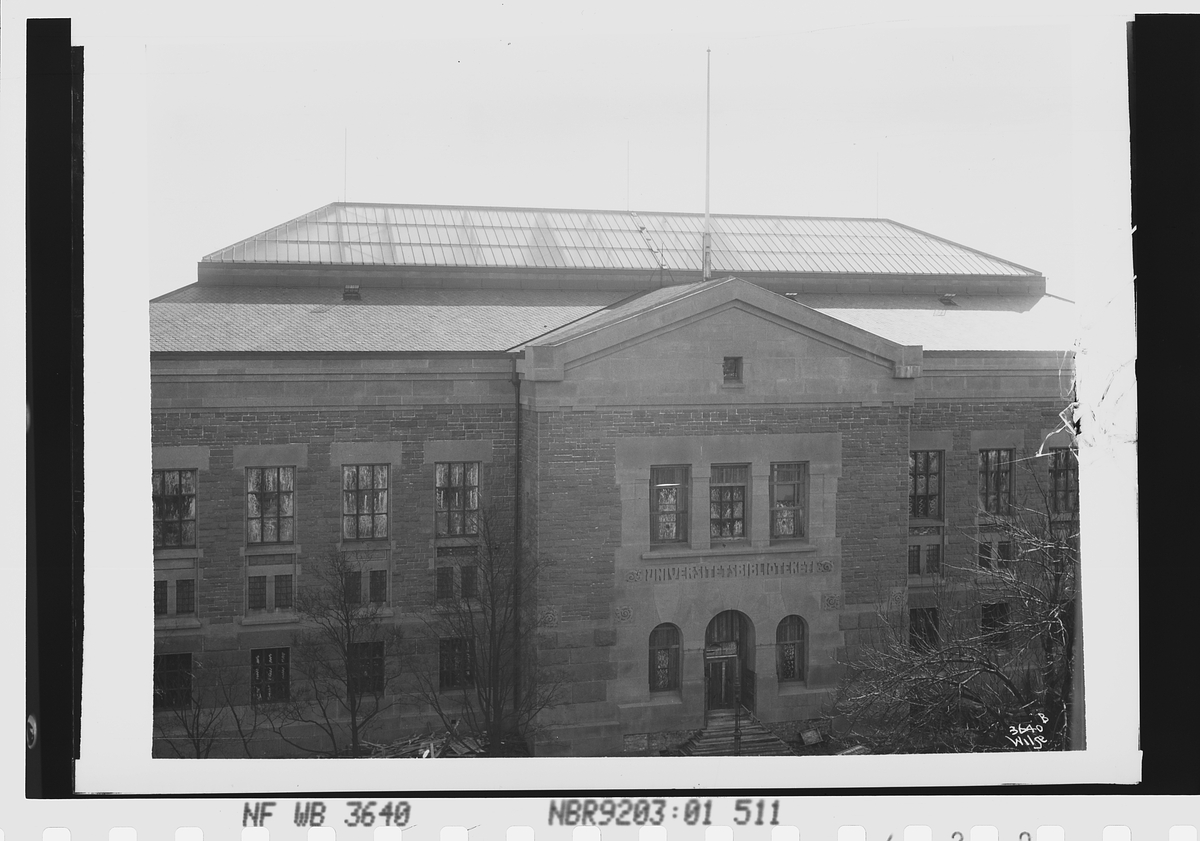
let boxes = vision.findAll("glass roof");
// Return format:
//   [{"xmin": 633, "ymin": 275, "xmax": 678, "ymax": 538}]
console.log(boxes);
[{"xmin": 203, "ymin": 203, "xmax": 1038, "ymax": 277}]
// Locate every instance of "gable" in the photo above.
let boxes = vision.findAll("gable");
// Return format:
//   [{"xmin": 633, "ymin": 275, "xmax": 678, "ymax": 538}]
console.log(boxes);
[{"xmin": 522, "ymin": 278, "xmax": 922, "ymax": 408}]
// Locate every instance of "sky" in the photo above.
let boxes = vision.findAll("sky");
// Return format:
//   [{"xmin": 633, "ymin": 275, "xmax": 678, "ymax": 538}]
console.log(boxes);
[
  {"xmin": 140, "ymin": 17, "xmax": 1082, "ymax": 298},
  {"xmin": 2, "ymin": 0, "xmax": 1143, "ymax": 797}
]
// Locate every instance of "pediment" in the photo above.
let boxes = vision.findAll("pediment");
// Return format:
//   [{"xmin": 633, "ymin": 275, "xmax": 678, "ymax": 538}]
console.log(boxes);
[{"xmin": 522, "ymin": 277, "xmax": 922, "ymax": 384}]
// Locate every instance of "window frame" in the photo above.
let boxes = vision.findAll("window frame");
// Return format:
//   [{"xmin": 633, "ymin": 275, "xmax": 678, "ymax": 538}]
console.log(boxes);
[
  {"xmin": 349, "ymin": 640, "xmax": 386, "ymax": 695},
  {"xmin": 775, "ymin": 615, "xmax": 807, "ymax": 683},
  {"xmin": 648, "ymin": 623, "xmax": 681, "ymax": 693},
  {"xmin": 435, "ymin": 462, "xmax": 482, "ymax": 538},
  {"xmin": 978, "ymin": 449, "xmax": 1015, "ymax": 516},
  {"xmin": 769, "ymin": 462, "xmax": 808, "ymax": 541},
  {"xmin": 341, "ymin": 464, "xmax": 390, "ymax": 541},
  {"xmin": 439, "ymin": 637, "xmax": 475, "ymax": 690},
  {"xmin": 153, "ymin": 652, "xmax": 193, "ymax": 710},
  {"xmin": 245, "ymin": 554, "xmax": 298, "ymax": 615},
  {"xmin": 708, "ymin": 464, "xmax": 749, "ymax": 544},
  {"xmin": 245, "ymin": 466, "xmax": 296, "ymax": 545},
  {"xmin": 650, "ymin": 466, "xmax": 690, "ymax": 545},
  {"xmin": 154, "ymin": 559, "xmax": 199, "ymax": 621},
  {"xmin": 152, "ymin": 468, "xmax": 198, "ymax": 549},
  {"xmin": 250, "ymin": 647, "xmax": 290, "ymax": 704},
  {"xmin": 908, "ymin": 450, "xmax": 943, "ymax": 520},
  {"xmin": 722, "ymin": 356, "xmax": 743, "ymax": 383},
  {"xmin": 981, "ymin": 602, "xmax": 1012, "ymax": 648},
  {"xmin": 910, "ymin": 606, "xmax": 940, "ymax": 651},
  {"xmin": 1049, "ymin": 446, "xmax": 1079, "ymax": 515}
]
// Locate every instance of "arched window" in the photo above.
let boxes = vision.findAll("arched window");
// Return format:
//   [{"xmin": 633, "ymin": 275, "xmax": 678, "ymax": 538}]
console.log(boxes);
[
  {"xmin": 648, "ymin": 624, "xmax": 681, "ymax": 692},
  {"xmin": 776, "ymin": 615, "xmax": 806, "ymax": 682}
]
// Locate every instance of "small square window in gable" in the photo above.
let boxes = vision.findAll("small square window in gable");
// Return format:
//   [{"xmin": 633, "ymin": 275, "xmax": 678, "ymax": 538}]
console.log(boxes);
[{"xmin": 722, "ymin": 356, "xmax": 743, "ymax": 384}]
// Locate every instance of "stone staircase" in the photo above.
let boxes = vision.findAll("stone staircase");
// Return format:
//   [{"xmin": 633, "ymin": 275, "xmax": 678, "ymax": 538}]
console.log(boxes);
[{"xmin": 676, "ymin": 708, "xmax": 796, "ymax": 756}]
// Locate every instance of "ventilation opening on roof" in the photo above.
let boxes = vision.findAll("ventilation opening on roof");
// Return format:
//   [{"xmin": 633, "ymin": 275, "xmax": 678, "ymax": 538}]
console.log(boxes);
[
  {"xmin": 939, "ymin": 293, "xmax": 958, "ymax": 307},
  {"xmin": 343, "ymin": 285, "xmax": 361, "ymax": 301}
]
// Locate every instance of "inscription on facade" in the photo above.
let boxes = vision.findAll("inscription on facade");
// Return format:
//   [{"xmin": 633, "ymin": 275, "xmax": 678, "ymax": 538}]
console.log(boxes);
[{"xmin": 625, "ymin": 559, "xmax": 818, "ymax": 584}]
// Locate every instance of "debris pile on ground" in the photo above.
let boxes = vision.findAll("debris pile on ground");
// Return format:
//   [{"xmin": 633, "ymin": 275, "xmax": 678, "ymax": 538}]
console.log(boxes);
[{"xmin": 364, "ymin": 731, "xmax": 485, "ymax": 758}]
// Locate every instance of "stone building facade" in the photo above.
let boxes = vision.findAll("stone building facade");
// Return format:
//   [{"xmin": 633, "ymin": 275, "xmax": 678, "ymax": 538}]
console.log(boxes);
[{"xmin": 150, "ymin": 202, "xmax": 1076, "ymax": 756}]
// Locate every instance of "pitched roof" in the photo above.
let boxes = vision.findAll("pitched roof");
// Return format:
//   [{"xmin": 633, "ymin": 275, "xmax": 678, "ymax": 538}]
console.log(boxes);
[
  {"xmin": 202, "ymin": 202, "xmax": 1039, "ymax": 278},
  {"xmin": 519, "ymin": 280, "xmax": 1076, "ymax": 354},
  {"xmin": 150, "ymin": 285, "xmax": 624, "ymax": 353},
  {"xmin": 150, "ymin": 282, "xmax": 1074, "ymax": 354},
  {"xmin": 799, "ymin": 293, "xmax": 1077, "ymax": 352}
]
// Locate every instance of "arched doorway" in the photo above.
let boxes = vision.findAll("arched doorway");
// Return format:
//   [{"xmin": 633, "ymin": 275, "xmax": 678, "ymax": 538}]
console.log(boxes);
[{"xmin": 704, "ymin": 610, "xmax": 756, "ymax": 712}]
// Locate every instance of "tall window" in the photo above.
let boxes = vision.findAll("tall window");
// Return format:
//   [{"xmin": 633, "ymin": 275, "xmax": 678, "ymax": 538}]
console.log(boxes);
[
  {"xmin": 343, "ymin": 465, "xmax": 389, "ymax": 540},
  {"xmin": 246, "ymin": 467, "xmax": 295, "ymax": 544},
  {"xmin": 1049, "ymin": 447, "xmax": 1079, "ymax": 514},
  {"xmin": 981, "ymin": 603, "xmax": 1011, "ymax": 647},
  {"xmin": 439, "ymin": 638, "xmax": 474, "ymax": 689},
  {"xmin": 154, "ymin": 580, "xmax": 168, "ymax": 616},
  {"xmin": 343, "ymin": 571, "xmax": 363, "ymax": 605},
  {"xmin": 250, "ymin": 647, "xmax": 290, "ymax": 703},
  {"xmin": 175, "ymin": 579, "xmax": 195, "ymax": 615},
  {"xmin": 908, "ymin": 451, "xmax": 942, "ymax": 518},
  {"xmin": 648, "ymin": 624, "xmax": 681, "ymax": 692},
  {"xmin": 435, "ymin": 462, "xmax": 480, "ymax": 537},
  {"xmin": 153, "ymin": 469, "xmax": 197, "ymax": 548},
  {"xmin": 910, "ymin": 607, "xmax": 940, "ymax": 650},
  {"xmin": 153, "ymin": 653, "xmax": 192, "ymax": 710},
  {"xmin": 722, "ymin": 356, "xmax": 743, "ymax": 383},
  {"xmin": 349, "ymin": 640, "xmax": 385, "ymax": 695},
  {"xmin": 650, "ymin": 466, "xmax": 689, "ymax": 544},
  {"xmin": 776, "ymin": 615, "xmax": 806, "ymax": 682},
  {"xmin": 709, "ymin": 465, "xmax": 748, "ymax": 541},
  {"xmin": 770, "ymin": 462, "xmax": 807, "ymax": 539},
  {"xmin": 978, "ymin": 449, "xmax": 1014, "ymax": 515},
  {"xmin": 369, "ymin": 569, "xmax": 389, "ymax": 604},
  {"xmin": 274, "ymin": 574, "xmax": 294, "ymax": 610}
]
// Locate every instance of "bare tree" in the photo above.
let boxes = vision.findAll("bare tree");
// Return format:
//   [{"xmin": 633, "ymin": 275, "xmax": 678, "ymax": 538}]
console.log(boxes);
[
  {"xmin": 153, "ymin": 654, "xmax": 266, "ymax": 758},
  {"xmin": 264, "ymin": 551, "xmax": 404, "ymax": 757},
  {"xmin": 831, "ymin": 456, "xmax": 1080, "ymax": 754},
  {"xmin": 410, "ymin": 510, "xmax": 561, "ymax": 755}
]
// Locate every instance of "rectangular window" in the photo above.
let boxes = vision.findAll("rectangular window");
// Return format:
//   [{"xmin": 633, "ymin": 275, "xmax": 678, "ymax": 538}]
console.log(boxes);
[
  {"xmin": 435, "ymin": 566, "xmax": 454, "ymax": 602},
  {"xmin": 460, "ymin": 565, "xmax": 477, "ymax": 600},
  {"xmin": 247, "ymin": 575, "xmax": 267, "ymax": 611},
  {"xmin": 722, "ymin": 356, "xmax": 743, "ymax": 383},
  {"xmin": 982, "ymin": 603, "xmax": 1011, "ymax": 647},
  {"xmin": 910, "ymin": 607, "xmax": 940, "ymax": 651},
  {"xmin": 435, "ymin": 462, "xmax": 481, "ymax": 537},
  {"xmin": 154, "ymin": 580, "xmax": 168, "ymax": 616},
  {"xmin": 709, "ymin": 464, "xmax": 748, "ymax": 541},
  {"xmin": 908, "ymin": 451, "xmax": 942, "ymax": 519},
  {"xmin": 1049, "ymin": 447, "xmax": 1079, "ymax": 514},
  {"xmin": 342, "ymin": 464, "xmax": 389, "ymax": 540},
  {"xmin": 926, "ymin": 544, "xmax": 941, "ymax": 574},
  {"xmin": 770, "ymin": 462, "xmax": 807, "ymax": 540},
  {"xmin": 978, "ymin": 536, "xmax": 1014, "ymax": 570},
  {"xmin": 907, "ymin": 545, "xmax": 922, "ymax": 576},
  {"xmin": 650, "ymin": 466, "xmax": 690, "ymax": 544},
  {"xmin": 153, "ymin": 652, "xmax": 192, "ymax": 710},
  {"xmin": 175, "ymin": 578, "xmax": 195, "ymax": 615},
  {"xmin": 246, "ymin": 467, "xmax": 295, "ymax": 544},
  {"xmin": 344, "ymin": 571, "xmax": 363, "ymax": 605},
  {"xmin": 349, "ymin": 640, "xmax": 385, "ymax": 695},
  {"xmin": 250, "ymin": 647, "xmax": 290, "ymax": 703},
  {"xmin": 152, "ymin": 469, "xmax": 197, "ymax": 548},
  {"xmin": 274, "ymin": 574, "xmax": 294, "ymax": 610},
  {"xmin": 439, "ymin": 638, "xmax": 474, "ymax": 689},
  {"xmin": 369, "ymin": 569, "xmax": 388, "ymax": 604},
  {"xmin": 978, "ymin": 449, "xmax": 1014, "ymax": 515}
]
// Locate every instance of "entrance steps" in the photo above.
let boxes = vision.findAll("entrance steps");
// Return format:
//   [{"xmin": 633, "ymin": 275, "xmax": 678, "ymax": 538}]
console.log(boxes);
[{"xmin": 675, "ymin": 708, "xmax": 796, "ymax": 756}]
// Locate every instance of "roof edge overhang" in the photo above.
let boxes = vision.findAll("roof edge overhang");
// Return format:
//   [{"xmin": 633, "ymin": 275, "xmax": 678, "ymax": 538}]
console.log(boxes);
[{"xmin": 196, "ymin": 261, "xmax": 1044, "ymax": 297}]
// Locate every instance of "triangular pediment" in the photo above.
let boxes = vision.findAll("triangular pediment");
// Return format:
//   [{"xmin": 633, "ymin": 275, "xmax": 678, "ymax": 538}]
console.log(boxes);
[{"xmin": 522, "ymin": 277, "xmax": 923, "ymax": 384}]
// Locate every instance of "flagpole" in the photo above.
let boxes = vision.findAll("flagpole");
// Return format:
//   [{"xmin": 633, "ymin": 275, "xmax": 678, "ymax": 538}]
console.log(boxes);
[{"xmin": 702, "ymin": 48, "xmax": 712, "ymax": 281}]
